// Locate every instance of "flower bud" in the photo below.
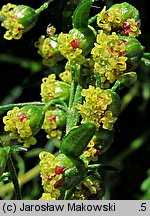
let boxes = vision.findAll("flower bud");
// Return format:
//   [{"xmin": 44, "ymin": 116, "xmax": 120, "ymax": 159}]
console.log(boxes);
[
  {"xmin": 110, "ymin": 2, "xmax": 140, "ymax": 23},
  {"xmin": 42, "ymin": 107, "xmax": 66, "ymax": 140},
  {"xmin": 77, "ymin": 86, "xmax": 119, "ymax": 130},
  {"xmin": 118, "ymin": 36, "xmax": 144, "ymax": 70},
  {"xmin": 122, "ymin": 72, "xmax": 137, "ymax": 87},
  {"xmin": 12, "ymin": 5, "xmax": 38, "ymax": 32},
  {"xmin": 58, "ymin": 26, "xmax": 95, "ymax": 63},
  {"xmin": 69, "ymin": 27, "xmax": 96, "ymax": 56},
  {"xmin": 97, "ymin": 2, "xmax": 141, "ymax": 37},
  {"xmin": 93, "ymin": 128, "xmax": 114, "ymax": 154},
  {"xmin": 53, "ymin": 154, "xmax": 86, "ymax": 190},
  {"xmin": 0, "ymin": 4, "xmax": 38, "ymax": 40},
  {"xmin": 3, "ymin": 106, "xmax": 43, "ymax": 148},
  {"xmin": 39, "ymin": 151, "xmax": 86, "ymax": 199},
  {"xmin": 19, "ymin": 105, "xmax": 45, "ymax": 135}
]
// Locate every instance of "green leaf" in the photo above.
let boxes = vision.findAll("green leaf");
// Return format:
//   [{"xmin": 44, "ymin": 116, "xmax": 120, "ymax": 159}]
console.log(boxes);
[
  {"xmin": 60, "ymin": 123, "xmax": 96, "ymax": 158},
  {"xmin": 72, "ymin": 0, "xmax": 94, "ymax": 29}
]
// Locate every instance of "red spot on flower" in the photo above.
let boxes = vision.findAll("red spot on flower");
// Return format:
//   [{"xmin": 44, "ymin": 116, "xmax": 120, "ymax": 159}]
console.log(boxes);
[
  {"xmin": 46, "ymin": 174, "xmax": 53, "ymax": 181},
  {"xmin": 123, "ymin": 22, "xmax": 131, "ymax": 35},
  {"xmin": 54, "ymin": 166, "xmax": 64, "ymax": 174},
  {"xmin": 104, "ymin": 13, "xmax": 109, "ymax": 19},
  {"xmin": 117, "ymin": 40, "xmax": 125, "ymax": 45},
  {"xmin": 98, "ymin": 96, "xmax": 103, "ymax": 101},
  {"xmin": 54, "ymin": 180, "xmax": 61, "ymax": 188},
  {"xmin": 48, "ymin": 53, "xmax": 56, "ymax": 59},
  {"xmin": 70, "ymin": 39, "xmax": 80, "ymax": 49},
  {"xmin": 18, "ymin": 114, "xmax": 27, "ymax": 122},
  {"xmin": 117, "ymin": 51, "xmax": 124, "ymax": 56},
  {"xmin": 108, "ymin": 47, "xmax": 114, "ymax": 52},
  {"xmin": 18, "ymin": 27, "xmax": 24, "ymax": 31},
  {"xmin": 108, "ymin": 46, "xmax": 124, "ymax": 56},
  {"xmin": 94, "ymin": 149, "xmax": 101, "ymax": 157},
  {"xmin": 48, "ymin": 115, "xmax": 56, "ymax": 121}
]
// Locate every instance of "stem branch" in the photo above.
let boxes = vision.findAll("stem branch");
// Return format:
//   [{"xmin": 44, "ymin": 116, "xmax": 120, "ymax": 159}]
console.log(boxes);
[
  {"xmin": 7, "ymin": 154, "xmax": 22, "ymax": 200},
  {"xmin": 35, "ymin": 0, "xmax": 54, "ymax": 15}
]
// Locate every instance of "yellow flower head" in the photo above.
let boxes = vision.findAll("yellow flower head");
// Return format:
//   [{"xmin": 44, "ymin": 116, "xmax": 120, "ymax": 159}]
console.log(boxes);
[
  {"xmin": 39, "ymin": 151, "xmax": 66, "ymax": 200},
  {"xmin": 0, "ymin": 3, "xmax": 38, "ymax": 40},
  {"xmin": 40, "ymin": 74, "xmax": 70, "ymax": 102},
  {"xmin": 41, "ymin": 74, "xmax": 57, "ymax": 102},
  {"xmin": 97, "ymin": 5, "xmax": 141, "ymax": 37},
  {"xmin": 97, "ymin": 6, "xmax": 124, "ymax": 32},
  {"xmin": 59, "ymin": 61, "xmax": 72, "ymax": 84},
  {"xmin": 3, "ymin": 107, "xmax": 36, "ymax": 148},
  {"xmin": 82, "ymin": 140, "xmax": 98, "ymax": 162},
  {"xmin": 91, "ymin": 30, "xmax": 127, "ymax": 86},
  {"xmin": 34, "ymin": 35, "xmax": 64, "ymax": 66},
  {"xmin": 71, "ymin": 175, "xmax": 102, "ymax": 200},
  {"xmin": 77, "ymin": 86, "xmax": 117, "ymax": 130},
  {"xmin": 58, "ymin": 33, "xmax": 85, "ymax": 63},
  {"xmin": 0, "ymin": 3, "xmax": 24, "ymax": 40},
  {"xmin": 123, "ymin": 18, "xmax": 141, "ymax": 37}
]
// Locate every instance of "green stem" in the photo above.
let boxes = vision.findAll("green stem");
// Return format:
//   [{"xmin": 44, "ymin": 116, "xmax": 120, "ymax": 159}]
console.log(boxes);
[
  {"xmin": 111, "ymin": 80, "xmax": 121, "ymax": 92},
  {"xmin": 66, "ymin": 83, "xmax": 82, "ymax": 133},
  {"xmin": 64, "ymin": 187, "xmax": 76, "ymax": 200},
  {"xmin": 35, "ymin": 0, "xmax": 54, "ymax": 15},
  {"xmin": 88, "ymin": 13, "xmax": 98, "ymax": 25},
  {"xmin": 143, "ymin": 52, "xmax": 150, "ymax": 60},
  {"xmin": 68, "ymin": 74, "xmax": 75, "ymax": 111},
  {"xmin": 141, "ymin": 57, "xmax": 150, "ymax": 67},
  {"xmin": 44, "ymin": 99, "xmax": 67, "ymax": 112},
  {"xmin": 0, "ymin": 102, "xmax": 45, "ymax": 112},
  {"xmin": 7, "ymin": 154, "xmax": 22, "ymax": 200},
  {"xmin": 58, "ymin": 190, "xmax": 66, "ymax": 200},
  {"xmin": 0, "ymin": 100, "xmax": 67, "ymax": 112},
  {"xmin": 66, "ymin": 63, "xmax": 83, "ymax": 133},
  {"xmin": 95, "ymin": 71, "xmax": 101, "ymax": 88},
  {"xmin": 0, "ymin": 165, "xmax": 40, "ymax": 197}
]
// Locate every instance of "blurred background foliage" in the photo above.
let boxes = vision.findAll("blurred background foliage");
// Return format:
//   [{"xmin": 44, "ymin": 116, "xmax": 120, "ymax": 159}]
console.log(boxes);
[{"xmin": 0, "ymin": 0, "xmax": 150, "ymax": 200}]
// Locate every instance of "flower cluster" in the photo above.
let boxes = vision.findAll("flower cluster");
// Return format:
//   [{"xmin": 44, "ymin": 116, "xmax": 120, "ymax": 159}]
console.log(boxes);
[
  {"xmin": 0, "ymin": 1, "xmax": 145, "ymax": 201},
  {"xmin": 91, "ymin": 30, "xmax": 127, "ymax": 86},
  {"xmin": 0, "ymin": 3, "xmax": 24, "ymax": 40},
  {"xmin": 3, "ymin": 107, "xmax": 36, "ymax": 148},
  {"xmin": 81, "ymin": 140, "xmax": 99, "ymax": 163},
  {"xmin": 77, "ymin": 86, "xmax": 117, "ymax": 130},
  {"xmin": 57, "ymin": 32, "xmax": 86, "ymax": 63},
  {"xmin": 39, "ymin": 151, "xmax": 85, "ymax": 200},
  {"xmin": 34, "ymin": 34, "xmax": 64, "ymax": 66},
  {"xmin": 39, "ymin": 151, "xmax": 63, "ymax": 200},
  {"xmin": 41, "ymin": 74, "xmax": 57, "ymax": 102},
  {"xmin": 0, "ymin": 3, "xmax": 38, "ymax": 40},
  {"xmin": 70, "ymin": 175, "xmax": 103, "ymax": 200},
  {"xmin": 42, "ymin": 108, "xmax": 66, "ymax": 140},
  {"xmin": 40, "ymin": 74, "xmax": 70, "ymax": 102},
  {"xmin": 97, "ymin": 3, "xmax": 141, "ymax": 37}
]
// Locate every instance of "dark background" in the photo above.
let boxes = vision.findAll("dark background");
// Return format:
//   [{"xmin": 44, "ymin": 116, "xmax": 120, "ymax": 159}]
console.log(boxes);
[{"xmin": 0, "ymin": 0, "xmax": 150, "ymax": 200}]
